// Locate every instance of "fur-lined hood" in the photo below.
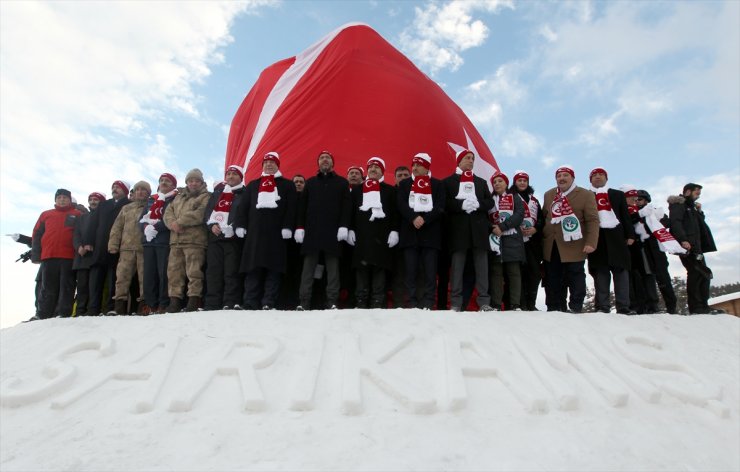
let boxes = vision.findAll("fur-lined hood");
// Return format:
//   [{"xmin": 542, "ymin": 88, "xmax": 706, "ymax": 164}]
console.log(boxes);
[{"xmin": 667, "ymin": 194, "xmax": 685, "ymax": 205}]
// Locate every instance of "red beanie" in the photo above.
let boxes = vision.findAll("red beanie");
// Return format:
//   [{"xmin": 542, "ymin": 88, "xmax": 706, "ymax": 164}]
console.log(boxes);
[
  {"xmin": 263, "ymin": 152, "xmax": 280, "ymax": 168},
  {"xmin": 490, "ymin": 171, "xmax": 509, "ymax": 187},
  {"xmin": 159, "ymin": 172, "xmax": 177, "ymax": 188},
  {"xmin": 366, "ymin": 157, "xmax": 386, "ymax": 174},
  {"xmin": 555, "ymin": 166, "xmax": 575, "ymax": 179},
  {"xmin": 589, "ymin": 167, "xmax": 608, "ymax": 180},
  {"xmin": 112, "ymin": 180, "xmax": 130, "ymax": 195},
  {"xmin": 412, "ymin": 152, "xmax": 432, "ymax": 169},
  {"xmin": 456, "ymin": 149, "xmax": 474, "ymax": 166},
  {"xmin": 226, "ymin": 165, "xmax": 244, "ymax": 180},
  {"xmin": 88, "ymin": 191, "xmax": 106, "ymax": 202},
  {"xmin": 347, "ymin": 165, "xmax": 365, "ymax": 177},
  {"xmin": 513, "ymin": 170, "xmax": 529, "ymax": 183}
]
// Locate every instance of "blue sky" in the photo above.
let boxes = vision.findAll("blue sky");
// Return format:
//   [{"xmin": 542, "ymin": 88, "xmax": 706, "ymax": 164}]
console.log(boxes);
[{"xmin": 1, "ymin": 1, "xmax": 738, "ymax": 327}]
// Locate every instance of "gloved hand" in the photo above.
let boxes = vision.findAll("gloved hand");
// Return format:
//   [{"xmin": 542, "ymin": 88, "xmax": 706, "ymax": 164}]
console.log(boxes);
[
  {"xmin": 337, "ymin": 227, "xmax": 348, "ymax": 242},
  {"xmin": 222, "ymin": 225, "xmax": 235, "ymax": 238},
  {"xmin": 281, "ymin": 229, "xmax": 292, "ymax": 239},
  {"xmin": 347, "ymin": 230, "xmax": 356, "ymax": 246},
  {"xmin": 462, "ymin": 198, "xmax": 479, "ymax": 213},
  {"xmin": 235, "ymin": 227, "xmax": 247, "ymax": 238},
  {"xmin": 387, "ymin": 231, "xmax": 399, "ymax": 248},
  {"xmin": 144, "ymin": 224, "xmax": 158, "ymax": 242},
  {"xmin": 294, "ymin": 228, "xmax": 305, "ymax": 243}
]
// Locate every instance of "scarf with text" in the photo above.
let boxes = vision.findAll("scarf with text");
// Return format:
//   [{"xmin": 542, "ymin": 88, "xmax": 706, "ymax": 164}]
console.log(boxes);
[
  {"xmin": 491, "ymin": 193, "xmax": 517, "ymax": 236},
  {"xmin": 518, "ymin": 193, "xmax": 540, "ymax": 242},
  {"xmin": 256, "ymin": 171, "xmax": 282, "ymax": 209},
  {"xmin": 590, "ymin": 186, "xmax": 620, "ymax": 229},
  {"xmin": 454, "ymin": 168, "xmax": 476, "ymax": 202},
  {"xmin": 638, "ymin": 204, "xmax": 687, "ymax": 254},
  {"xmin": 409, "ymin": 175, "xmax": 433, "ymax": 212},
  {"xmin": 207, "ymin": 182, "xmax": 244, "ymax": 230},
  {"xmin": 550, "ymin": 183, "xmax": 582, "ymax": 241}
]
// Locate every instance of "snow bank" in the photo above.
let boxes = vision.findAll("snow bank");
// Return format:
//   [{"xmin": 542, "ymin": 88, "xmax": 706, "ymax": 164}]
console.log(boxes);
[{"xmin": 1, "ymin": 310, "xmax": 738, "ymax": 471}]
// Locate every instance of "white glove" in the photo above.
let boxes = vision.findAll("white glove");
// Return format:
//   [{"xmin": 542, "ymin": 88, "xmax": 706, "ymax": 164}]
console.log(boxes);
[
  {"xmin": 235, "ymin": 227, "xmax": 246, "ymax": 238},
  {"xmin": 337, "ymin": 227, "xmax": 348, "ymax": 242},
  {"xmin": 347, "ymin": 230, "xmax": 356, "ymax": 246},
  {"xmin": 144, "ymin": 224, "xmax": 158, "ymax": 242},
  {"xmin": 294, "ymin": 228, "xmax": 305, "ymax": 243},
  {"xmin": 387, "ymin": 231, "xmax": 399, "ymax": 248},
  {"xmin": 281, "ymin": 229, "xmax": 292, "ymax": 239},
  {"xmin": 462, "ymin": 199, "xmax": 479, "ymax": 213},
  {"xmin": 222, "ymin": 225, "xmax": 235, "ymax": 238}
]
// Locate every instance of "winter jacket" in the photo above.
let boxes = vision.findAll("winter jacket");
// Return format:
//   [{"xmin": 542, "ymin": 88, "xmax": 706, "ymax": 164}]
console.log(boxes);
[
  {"xmin": 84, "ymin": 197, "xmax": 130, "ymax": 266},
  {"xmin": 234, "ymin": 176, "xmax": 297, "ymax": 273},
  {"xmin": 349, "ymin": 181, "xmax": 400, "ymax": 271},
  {"xmin": 297, "ymin": 170, "xmax": 352, "ymax": 257},
  {"xmin": 587, "ymin": 188, "xmax": 635, "ymax": 271},
  {"xmin": 542, "ymin": 186, "xmax": 600, "ymax": 263},
  {"xmin": 139, "ymin": 192, "xmax": 177, "ymax": 247},
  {"xmin": 667, "ymin": 195, "xmax": 717, "ymax": 255},
  {"xmin": 514, "ymin": 190, "xmax": 545, "ymax": 262},
  {"xmin": 442, "ymin": 173, "xmax": 495, "ymax": 252},
  {"xmin": 396, "ymin": 176, "xmax": 446, "ymax": 250},
  {"xmin": 204, "ymin": 184, "xmax": 247, "ymax": 243},
  {"xmin": 72, "ymin": 210, "xmax": 95, "ymax": 270},
  {"xmin": 164, "ymin": 184, "xmax": 211, "ymax": 248},
  {"xmin": 31, "ymin": 204, "xmax": 81, "ymax": 262},
  {"xmin": 108, "ymin": 199, "xmax": 147, "ymax": 253},
  {"xmin": 491, "ymin": 193, "xmax": 526, "ymax": 263}
]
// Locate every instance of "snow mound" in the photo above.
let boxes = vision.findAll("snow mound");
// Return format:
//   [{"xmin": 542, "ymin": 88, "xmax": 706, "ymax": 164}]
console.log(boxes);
[{"xmin": 1, "ymin": 310, "xmax": 739, "ymax": 471}]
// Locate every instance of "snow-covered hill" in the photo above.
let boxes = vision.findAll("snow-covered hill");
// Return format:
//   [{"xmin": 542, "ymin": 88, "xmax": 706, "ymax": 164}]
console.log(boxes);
[{"xmin": 1, "ymin": 310, "xmax": 738, "ymax": 471}]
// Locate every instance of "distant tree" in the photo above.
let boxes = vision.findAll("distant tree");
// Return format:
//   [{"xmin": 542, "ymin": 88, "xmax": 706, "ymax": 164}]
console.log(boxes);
[{"xmin": 710, "ymin": 282, "xmax": 740, "ymax": 298}]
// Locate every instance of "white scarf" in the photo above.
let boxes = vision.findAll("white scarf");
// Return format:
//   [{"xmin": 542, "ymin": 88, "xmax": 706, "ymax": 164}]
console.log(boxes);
[
  {"xmin": 256, "ymin": 171, "xmax": 282, "ymax": 209},
  {"xmin": 454, "ymin": 167, "xmax": 476, "ymax": 203},
  {"xmin": 409, "ymin": 174, "xmax": 433, "ymax": 213},
  {"xmin": 207, "ymin": 182, "xmax": 244, "ymax": 230},
  {"xmin": 550, "ymin": 182, "xmax": 582, "ymax": 241},
  {"xmin": 590, "ymin": 186, "xmax": 620, "ymax": 229},
  {"xmin": 638, "ymin": 204, "xmax": 687, "ymax": 255}
]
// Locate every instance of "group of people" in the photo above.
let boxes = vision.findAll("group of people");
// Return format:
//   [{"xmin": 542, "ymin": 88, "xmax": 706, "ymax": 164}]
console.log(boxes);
[{"xmin": 27, "ymin": 148, "xmax": 720, "ymax": 320}]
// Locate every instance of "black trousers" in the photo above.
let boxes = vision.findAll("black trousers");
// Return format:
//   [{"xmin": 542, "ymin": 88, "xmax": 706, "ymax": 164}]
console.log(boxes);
[
  {"xmin": 89, "ymin": 257, "xmax": 118, "ymax": 315},
  {"xmin": 519, "ymin": 244, "xmax": 542, "ymax": 310},
  {"xmin": 544, "ymin": 244, "xmax": 586, "ymax": 312},
  {"xmin": 404, "ymin": 247, "xmax": 438, "ymax": 309},
  {"xmin": 143, "ymin": 245, "xmax": 170, "ymax": 310},
  {"xmin": 244, "ymin": 267, "xmax": 282, "ymax": 309},
  {"xmin": 654, "ymin": 266, "xmax": 677, "ymax": 313},
  {"xmin": 205, "ymin": 240, "xmax": 244, "ymax": 309},
  {"xmin": 355, "ymin": 265, "xmax": 387, "ymax": 308},
  {"xmin": 39, "ymin": 258, "xmax": 76, "ymax": 318},
  {"xmin": 74, "ymin": 269, "xmax": 90, "ymax": 315},
  {"xmin": 299, "ymin": 252, "xmax": 340, "ymax": 308},
  {"xmin": 680, "ymin": 254, "xmax": 711, "ymax": 314}
]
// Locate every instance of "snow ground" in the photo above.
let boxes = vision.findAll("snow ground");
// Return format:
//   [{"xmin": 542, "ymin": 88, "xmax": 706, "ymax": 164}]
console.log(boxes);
[{"xmin": 1, "ymin": 310, "xmax": 738, "ymax": 471}]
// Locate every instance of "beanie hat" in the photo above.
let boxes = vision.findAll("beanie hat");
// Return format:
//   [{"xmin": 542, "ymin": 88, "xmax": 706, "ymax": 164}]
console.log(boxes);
[
  {"xmin": 225, "ymin": 165, "xmax": 244, "ymax": 180},
  {"xmin": 590, "ymin": 167, "xmax": 608, "ymax": 180},
  {"xmin": 456, "ymin": 149, "xmax": 474, "ymax": 166},
  {"xmin": 112, "ymin": 180, "xmax": 131, "ymax": 195},
  {"xmin": 185, "ymin": 168, "xmax": 204, "ymax": 183},
  {"xmin": 490, "ymin": 171, "xmax": 509, "ymax": 187},
  {"xmin": 133, "ymin": 180, "xmax": 152, "ymax": 194},
  {"xmin": 513, "ymin": 170, "xmax": 529, "ymax": 183},
  {"xmin": 89, "ymin": 191, "xmax": 106, "ymax": 202},
  {"xmin": 55, "ymin": 188, "xmax": 72, "ymax": 199},
  {"xmin": 637, "ymin": 189, "xmax": 652, "ymax": 202},
  {"xmin": 619, "ymin": 184, "xmax": 638, "ymax": 198},
  {"xmin": 347, "ymin": 165, "xmax": 365, "ymax": 177},
  {"xmin": 412, "ymin": 152, "xmax": 432, "ymax": 169},
  {"xmin": 555, "ymin": 166, "xmax": 575, "ymax": 179},
  {"xmin": 318, "ymin": 150, "xmax": 334, "ymax": 162},
  {"xmin": 159, "ymin": 172, "xmax": 177, "ymax": 188},
  {"xmin": 367, "ymin": 157, "xmax": 386, "ymax": 175},
  {"xmin": 263, "ymin": 152, "xmax": 280, "ymax": 168}
]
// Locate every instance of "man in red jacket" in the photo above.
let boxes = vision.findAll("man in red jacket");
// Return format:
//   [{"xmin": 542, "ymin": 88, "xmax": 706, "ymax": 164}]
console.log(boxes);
[{"xmin": 31, "ymin": 189, "xmax": 81, "ymax": 319}]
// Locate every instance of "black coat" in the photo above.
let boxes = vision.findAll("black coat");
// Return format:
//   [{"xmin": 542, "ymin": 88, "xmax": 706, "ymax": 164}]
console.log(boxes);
[
  {"xmin": 203, "ymin": 184, "xmax": 247, "ymax": 244},
  {"xmin": 234, "ymin": 176, "xmax": 297, "ymax": 274},
  {"xmin": 668, "ymin": 195, "xmax": 717, "ymax": 254},
  {"xmin": 396, "ymin": 176, "xmax": 446, "ymax": 250},
  {"xmin": 297, "ymin": 171, "xmax": 351, "ymax": 257},
  {"xmin": 349, "ymin": 181, "xmax": 399, "ymax": 270},
  {"xmin": 587, "ymin": 189, "xmax": 635, "ymax": 270},
  {"xmin": 84, "ymin": 197, "xmax": 130, "ymax": 266},
  {"xmin": 515, "ymin": 190, "xmax": 544, "ymax": 262},
  {"xmin": 72, "ymin": 210, "xmax": 94, "ymax": 271},
  {"xmin": 442, "ymin": 173, "xmax": 495, "ymax": 252}
]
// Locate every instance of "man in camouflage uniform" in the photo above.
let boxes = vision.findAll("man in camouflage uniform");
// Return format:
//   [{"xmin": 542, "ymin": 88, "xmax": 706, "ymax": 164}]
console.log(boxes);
[
  {"xmin": 164, "ymin": 168, "xmax": 210, "ymax": 312},
  {"xmin": 108, "ymin": 181, "xmax": 151, "ymax": 315}
]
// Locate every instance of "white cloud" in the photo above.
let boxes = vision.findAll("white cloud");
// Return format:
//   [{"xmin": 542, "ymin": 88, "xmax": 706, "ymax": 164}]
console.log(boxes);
[
  {"xmin": 499, "ymin": 127, "xmax": 542, "ymax": 158},
  {"xmin": 399, "ymin": 0, "xmax": 514, "ymax": 74},
  {"xmin": 541, "ymin": 155, "xmax": 557, "ymax": 168},
  {"xmin": 538, "ymin": 24, "xmax": 558, "ymax": 42}
]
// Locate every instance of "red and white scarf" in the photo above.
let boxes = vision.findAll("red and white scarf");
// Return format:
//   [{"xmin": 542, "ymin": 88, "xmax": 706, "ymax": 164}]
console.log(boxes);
[
  {"xmin": 590, "ymin": 186, "xmax": 620, "ymax": 229},
  {"xmin": 140, "ymin": 189, "xmax": 177, "ymax": 225},
  {"xmin": 638, "ymin": 204, "xmax": 687, "ymax": 254},
  {"xmin": 628, "ymin": 204, "xmax": 649, "ymax": 241},
  {"xmin": 409, "ymin": 175, "xmax": 433, "ymax": 212},
  {"xmin": 359, "ymin": 177, "xmax": 386, "ymax": 221},
  {"xmin": 550, "ymin": 183, "xmax": 583, "ymax": 241},
  {"xmin": 454, "ymin": 168, "xmax": 476, "ymax": 202},
  {"xmin": 491, "ymin": 193, "xmax": 516, "ymax": 236},
  {"xmin": 207, "ymin": 182, "xmax": 243, "ymax": 229},
  {"xmin": 256, "ymin": 171, "xmax": 282, "ymax": 209},
  {"xmin": 518, "ymin": 193, "xmax": 539, "ymax": 242}
]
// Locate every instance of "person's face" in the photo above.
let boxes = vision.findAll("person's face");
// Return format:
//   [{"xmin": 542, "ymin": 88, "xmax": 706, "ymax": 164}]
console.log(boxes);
[
  {"xmin": 636, "ymin": 196, "xmax": 648, "ymax": 208},
  {"xmin": 556, "ymin": 171, "xmax": 574, "ymax": 191},
  {"xmin": 411, "ymin": 163, "xmax": 428, "ymax": 178},
  {"xmin": 347, "ymin": 169, "xmax": 363, "ymax": 185},
  {"xmin": 293, "ymin": 177, "xmax": 305, "ymax": 192},
  {"xmin": 88, "ymin": 196, "xmax": 101, "ymax": 210},
  {"xmin": 367, "ymin": 164, "xmax": 383, "ymax": 180},
  {"xmin": 158, "ymin": 177, "xmax": 174, "ymax": 194},
  {"xmin": 458, "ymin": 153, "xmax": 475, "ymax": 172},
  {"xmin": 55, "ymin": 194, "xmax": 71, "ymax": 207},
  {"xmin": 492, "ymin": 177, "xmax": 507, "ymax": 195},
  {"xmin": 134, "ymin": 186, "xmax": 150, "ymax": 202},
  {"xmin": 626, "ymin": 195, "xmax": 638, "ymax": 206},
  {"xmin": 262, "ymin": 160, "xmax": 278, "ymax": 175},
  {"xmin": 515, "ymin": 177, "xmax": 529, "ymax": 192},
  {"xmin": 186, "ymin": 177, "xmax": 203, "ymax": 192},
  {"xmin": 691, "ymin": 188, "xmax": 701, "ymax": 200},
  {"xmin": 590, "ymin": 172, "xmax": 607, "ymax": 188},
  {"xmin": 111, "ymin": 184, "xmax": 126, "ymax": 200},
  {"xmin": 395, "ymin": 168, "xmax": 411, "ymax": 182},
  {"xmin": 225, "ymin": 170, "xmax": 242, "ymax": 187},
  {"xmin": 318, "ymin": 154, "xmax": 334, "ymax": 173}
]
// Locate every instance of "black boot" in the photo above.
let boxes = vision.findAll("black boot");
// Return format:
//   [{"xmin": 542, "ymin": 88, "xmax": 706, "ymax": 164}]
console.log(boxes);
[
  {"xmin": 167, "ymin": 297, "xmax": 183, "ymax": 313},
  {"xmin": 114, "ymin": 299, "xmax": 128, "ymax": 315},
  {"xmin": 185, "ymin": 296, "xmax": 201, "ymax": 312}
]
